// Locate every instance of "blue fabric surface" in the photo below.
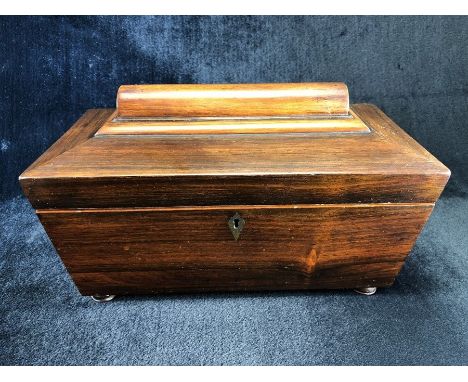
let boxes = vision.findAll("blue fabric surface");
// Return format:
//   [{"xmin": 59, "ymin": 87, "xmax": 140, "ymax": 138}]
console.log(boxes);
[{"xmin": 1, "ymin": 195, "xmax": 467, "ymax": 365}]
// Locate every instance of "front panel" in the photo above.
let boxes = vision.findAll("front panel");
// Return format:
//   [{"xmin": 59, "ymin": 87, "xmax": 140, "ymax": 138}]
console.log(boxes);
[{"xmin": 38, "ymin": 204, "xmax": 433, "ymax": 295}]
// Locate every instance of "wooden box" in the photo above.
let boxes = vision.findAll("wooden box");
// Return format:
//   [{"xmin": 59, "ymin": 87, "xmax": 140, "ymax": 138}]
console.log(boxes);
[{"xmin": 19, "ymin": 83, "xmax": 450, "ymax": 300}]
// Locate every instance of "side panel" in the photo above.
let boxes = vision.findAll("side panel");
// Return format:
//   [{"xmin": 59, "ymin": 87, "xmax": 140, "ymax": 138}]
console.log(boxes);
[{"xmin": 37, "ymin": 204, "xmax": 433, "ymax": 295}]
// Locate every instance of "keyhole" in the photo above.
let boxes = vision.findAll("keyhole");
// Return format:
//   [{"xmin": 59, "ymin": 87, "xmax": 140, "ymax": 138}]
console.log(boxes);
[{"xmin": 228, "ymin": 213, "xmax": 244, "ymax": 241}]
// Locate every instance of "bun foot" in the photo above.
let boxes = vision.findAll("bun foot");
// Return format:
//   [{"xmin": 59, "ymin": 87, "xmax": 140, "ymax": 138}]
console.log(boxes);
[
  {"xmin": 91, "ymin": 294, "xmax": 116, "ymax": 302},
  {"xmin": 353, "ymin": 287, "xmax": 377, "ymax": 296}
]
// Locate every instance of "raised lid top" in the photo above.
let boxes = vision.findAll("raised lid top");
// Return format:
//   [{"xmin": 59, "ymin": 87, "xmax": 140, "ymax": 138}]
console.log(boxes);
[
  {"xmin": 116, "ymin": 82, "xmax": 350, "ymax": 118},
  {"xmin": 96, "ymin": 82, "xmax": 369, "ymax": 136}
]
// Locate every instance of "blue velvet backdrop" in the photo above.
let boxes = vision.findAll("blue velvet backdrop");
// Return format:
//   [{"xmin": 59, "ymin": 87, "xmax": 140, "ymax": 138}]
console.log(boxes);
[{"xmin": 1, "ymin": 16, "xmax": 467, "ymax": 200}]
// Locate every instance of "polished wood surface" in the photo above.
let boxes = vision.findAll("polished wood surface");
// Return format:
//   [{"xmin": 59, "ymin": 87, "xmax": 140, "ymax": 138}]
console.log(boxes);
[
  {"xmin": 20, "ymin": 104, "xmax": 450, "ymax": 209},
  {"xmin": 71, "ymin": 265, "xmax": 404, "ymax": 295},
  {"xmin": 116, "ymin": 83, "xmax": 350, "ymax": 118},
  {"xmin": 22, "ymin": 174, "xmax": 447, "ymax": 209},
  {"xmin": 38, "ymin": 203, "xmax": 432, "ymax": 295},
  {"xmin": 96, "ymin": 110, "xmax": 369, "ymax": 136},
  {"xmin": 101, "ymin": 83, "xmax": 364, "ymax": 135}
]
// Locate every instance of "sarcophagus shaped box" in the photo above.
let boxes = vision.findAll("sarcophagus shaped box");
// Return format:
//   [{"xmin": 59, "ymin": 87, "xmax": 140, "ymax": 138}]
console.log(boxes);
[{"xmin": 19, "ymin": 83, "xmax": 450, "ymax": 300}]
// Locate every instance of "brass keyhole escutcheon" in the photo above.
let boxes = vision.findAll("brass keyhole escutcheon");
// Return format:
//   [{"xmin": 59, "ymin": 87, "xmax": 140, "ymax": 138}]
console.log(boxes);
[{"xmin": 228, "ymin": 213, "xmax": 245, "ymax": 241}]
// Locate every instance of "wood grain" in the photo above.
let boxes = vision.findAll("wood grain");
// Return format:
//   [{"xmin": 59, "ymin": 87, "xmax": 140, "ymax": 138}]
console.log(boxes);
[
  {"xmin": 38, "ymin": 204, "xmax": 432, "ymax": 295},
  {"xmin": 96, "ymin": 110, "xmax": 369, "ymax": 136},
  {"xmin": 71, "ymin": 265, "xmax": 404, "ymax": 295},
  {"xmin": 116, "ymin": 83, "xmax": 350, "ymax": 118},
  {"xmin": 22, "ymin": 173, "xmax": 448, "ymax": 209},
  {"xmin": 20, "ymin": 104, "xmax": 450, "ymax": 209},
  {"xmin": 18, "ymin": 86, "xmax": 450, "ymax": 296}
]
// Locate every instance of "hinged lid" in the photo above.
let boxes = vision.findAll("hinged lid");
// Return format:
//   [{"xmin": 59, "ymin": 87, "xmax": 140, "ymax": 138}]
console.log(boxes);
[{"xmin": 19, "ymin": 83, "xmax": 450, "ymax": 209}]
